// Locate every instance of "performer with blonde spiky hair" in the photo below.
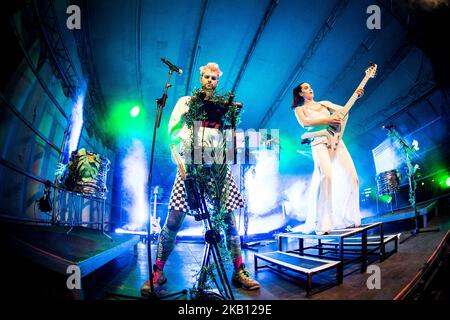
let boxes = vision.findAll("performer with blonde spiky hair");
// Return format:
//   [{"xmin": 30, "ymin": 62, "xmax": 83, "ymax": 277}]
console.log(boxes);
[{"xmin": 141, "ymin": 62, "xmax": 260, "ymax": 295}]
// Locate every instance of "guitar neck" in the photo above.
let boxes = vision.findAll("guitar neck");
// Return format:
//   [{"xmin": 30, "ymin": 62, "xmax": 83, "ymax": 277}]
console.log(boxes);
[{"xmin": 340, "ymin": 74, "xmax": 370, "ymax": 117}]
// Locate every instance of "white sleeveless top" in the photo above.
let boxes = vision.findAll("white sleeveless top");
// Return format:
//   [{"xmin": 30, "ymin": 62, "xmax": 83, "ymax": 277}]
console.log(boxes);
[{"xmin": 296, "ymin": 100, "xmax": 342, "ymax": 146}]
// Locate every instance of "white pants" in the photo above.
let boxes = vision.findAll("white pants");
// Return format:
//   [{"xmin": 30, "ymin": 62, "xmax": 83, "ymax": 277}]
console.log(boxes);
[{"xmin": 302, "ymin": 141, "xmax": 361, "ymax": 233}]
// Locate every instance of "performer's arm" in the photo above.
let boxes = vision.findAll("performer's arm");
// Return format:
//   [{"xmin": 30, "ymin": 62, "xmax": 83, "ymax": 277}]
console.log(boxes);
[
  {"xmin": 168, "ymin": 96, "xmax": 190, "ymax": 145},
  {"xmin": 320, "ymin": 100, "xmax": 342, "ymax": 113},
  {"xmin": 294, "ymin": 106, "xmax": 340, "ymax": 128}
]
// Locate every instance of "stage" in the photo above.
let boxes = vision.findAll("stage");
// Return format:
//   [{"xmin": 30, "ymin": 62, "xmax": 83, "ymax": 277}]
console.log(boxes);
[
  {"xmin": 0, "ymin": 205, "xmax": 447, "ymax": 300},
  {"xmin": 1, "ymin": 0, "xmax": 450, "ymax": 307},
  {"xmin": 0, "ymin": 219, "xmax": 140, "ymax": 299},
  {"xmin": 83, "ymin": 211, "xmax": 449, "ymax": 300}
]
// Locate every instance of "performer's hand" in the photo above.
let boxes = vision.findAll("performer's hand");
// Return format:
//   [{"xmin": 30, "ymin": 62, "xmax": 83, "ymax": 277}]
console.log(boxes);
[
  {"xmin": 233, "ymin": 102, "xmax": 243, "ymax": 109},
  {"xmin": 356, "ymin": 88, "xmax": 364, "ymax": 98},
  {"xmin": 328, "ymin": 113, "xmax": 341, "ymax": 125}
]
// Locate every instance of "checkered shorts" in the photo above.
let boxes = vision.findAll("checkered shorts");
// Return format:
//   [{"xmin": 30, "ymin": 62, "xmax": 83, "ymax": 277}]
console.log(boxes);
[{"xmin": 168, "ymin": 166, "xmax": 245, "ymax": 214}]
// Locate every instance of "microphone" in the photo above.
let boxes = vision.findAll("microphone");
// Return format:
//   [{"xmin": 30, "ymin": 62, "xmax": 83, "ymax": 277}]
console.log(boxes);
[
  {"xmin": 382, "ymin": 124, "xmax": 395, "ymax": 130},
  {"xmin": 233, "ymin": 102, "xmax": 243, "ymax": 109},
  {"xmin": 227, "ymin": 93, "xmax": 235, "ymax": 106},
  {"xmin": 161, "ymin": 58, "xmax": 183, "ymax": 75},
  {"xmin": 227, "ymin": 93, "xmax": 243, "ymax": 109},
  {"xmin": 198, "ymin": 91, "xmax": 207, "ymax": 100}
]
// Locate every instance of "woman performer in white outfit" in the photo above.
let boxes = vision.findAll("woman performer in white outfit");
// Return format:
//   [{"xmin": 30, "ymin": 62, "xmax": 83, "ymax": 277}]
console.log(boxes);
[{"xmin": 292, "ymin": 83, "xmax": 362, "ymax": 235}]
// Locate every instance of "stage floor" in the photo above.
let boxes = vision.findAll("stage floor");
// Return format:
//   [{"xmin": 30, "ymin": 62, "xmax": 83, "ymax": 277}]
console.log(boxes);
[
  {"xmin": 84, "ymin": 213, "xmax": 450, "ymax": 300},
  {"xmin": 0, "ymin": 220, "xmax": 140, "ymax": 299},
  {"xmin": 0, "ymin": 212, "xmax": 448, "ymax": 300}
]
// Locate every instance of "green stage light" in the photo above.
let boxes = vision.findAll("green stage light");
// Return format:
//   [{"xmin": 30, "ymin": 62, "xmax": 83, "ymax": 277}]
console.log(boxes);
[
  {"xmin": 435, "ymin": 172, "xmax": 450, "ymax": 189},
  {"xmin": 378, "ymin": 194, "xmax": 392, "ymax": 204},
  {"xmin": 130, "ymin": 106, "xmax": 140, "ymax": 117},
  {"xmin": 104, "ymin": 101, "xmax": 170, "ymax": 144}
]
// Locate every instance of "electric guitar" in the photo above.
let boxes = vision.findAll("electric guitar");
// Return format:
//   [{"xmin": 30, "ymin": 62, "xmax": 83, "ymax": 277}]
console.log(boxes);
[
  {"xmin": 151, "ymin": 185, "xmax": 161, "ymax": 234},
  {"xmin": 301, "ymin": 63, "xmax": 377, "ymax": 159}
]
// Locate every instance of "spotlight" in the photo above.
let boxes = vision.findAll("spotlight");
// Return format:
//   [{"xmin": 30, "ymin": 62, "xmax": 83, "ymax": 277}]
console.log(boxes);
[
  {"xmin": 130, "ymin": 106, "xmax": 140, "ymax": 117},
  {"xmin": 378, "ymin": 194, "xmax": 392, "ymax": 204},
  {"xmin": 437, "ymin": 175, "xmax": 450, "ymax": 189},
  {"xmin": 412, "ymin": 139, "xmax": 419, "ymax": 151}
]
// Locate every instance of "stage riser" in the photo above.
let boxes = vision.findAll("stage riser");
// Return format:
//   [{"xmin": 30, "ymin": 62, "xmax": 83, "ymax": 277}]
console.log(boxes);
[{"xmin": 254, "ymin": 222, "xmax": 400, "ymax": 296}]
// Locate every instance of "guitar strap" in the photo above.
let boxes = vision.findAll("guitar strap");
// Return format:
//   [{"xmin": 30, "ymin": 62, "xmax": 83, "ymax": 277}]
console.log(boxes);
[{"xmin": 319, "ymin": 100, "xmax": 343, "ymax": 113}]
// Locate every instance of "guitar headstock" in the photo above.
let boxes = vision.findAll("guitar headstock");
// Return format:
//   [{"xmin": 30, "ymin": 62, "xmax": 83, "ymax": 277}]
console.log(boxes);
[{"xmin": 365, "ymin": 63, "xmax": 377, "ymax": 78}]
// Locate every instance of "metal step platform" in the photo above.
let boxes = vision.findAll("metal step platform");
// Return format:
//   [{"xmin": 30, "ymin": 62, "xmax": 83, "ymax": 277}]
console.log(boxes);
[
  {"xmin": 277, "ymin": 222, "xmax": 384, "ymax": 282},
  {"xmin": 318, "ymin": 234, "xmax": 400, "ymax": 261},
  {"xmin": 254, "ymin": 251, "xmax": 341, "ymax": 297},
  {"xmin": 254, "ymin": 222, "xmax": 400, "ymax": 296}
]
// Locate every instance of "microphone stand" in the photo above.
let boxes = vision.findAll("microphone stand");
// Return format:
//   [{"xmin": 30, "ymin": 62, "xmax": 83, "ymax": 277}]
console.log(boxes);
[
  {"xmin": 143, "ymin": 69, "xmax": 187, "ymax": 299},
  {"xmin": 188, "ymin": 173, "xmax": 235, "ymax": 300},
  {"xmin": 387, "ymin": 128, "xmax": 440, "ymax": 244},
  {"xmin": 108, "ymin": 68, "xmax": 187, "ymax": 300},
  {"xmin": 226, "ymin": 98, "xmax": 255, "ymax": 251}
]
